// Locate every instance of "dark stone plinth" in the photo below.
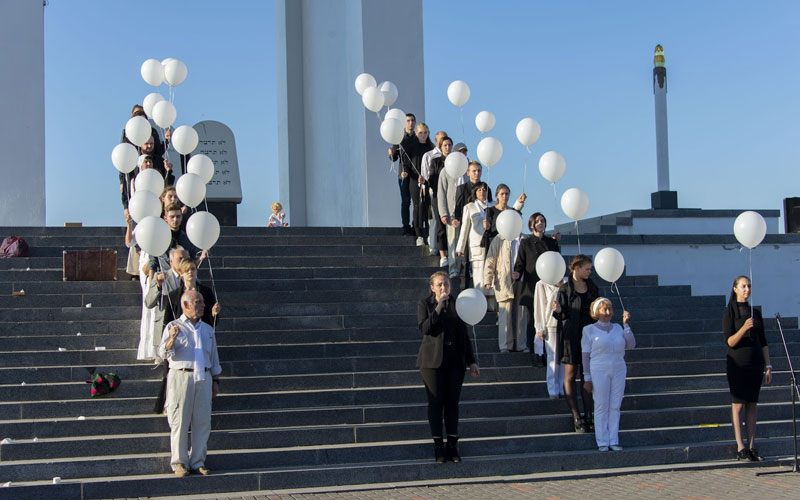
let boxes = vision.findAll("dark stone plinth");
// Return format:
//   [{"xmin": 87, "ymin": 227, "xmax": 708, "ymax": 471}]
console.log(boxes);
[
  {"xmin": 651, "ymin": 191, "xmax": 678, "ymax": 209},
  {"xmin": 205, "ymin": 201, "xmax": 239, "ymax": 226}
]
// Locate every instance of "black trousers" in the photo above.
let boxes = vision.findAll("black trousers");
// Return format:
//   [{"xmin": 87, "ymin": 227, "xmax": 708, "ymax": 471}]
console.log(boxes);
[
  {"xmin": 411, "ymin": 182, "xmax": 427, "ymax": 238},
  {"xmin": 420, "ymin": 358, "xmax": 466, "ymax": 437},
  {"xmin": 397, "ymin": 176, "xmax": 411, "ymax": 230}
]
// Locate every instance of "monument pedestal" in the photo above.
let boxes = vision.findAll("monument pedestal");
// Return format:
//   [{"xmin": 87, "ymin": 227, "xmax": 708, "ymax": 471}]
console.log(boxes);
[
  {"xmin": 205, "ymin": 202, "xmax": 238, "ymax": 227},
  {"xmin": 651, "ymin": 190, "xmax": 678, "ymax": 210}
]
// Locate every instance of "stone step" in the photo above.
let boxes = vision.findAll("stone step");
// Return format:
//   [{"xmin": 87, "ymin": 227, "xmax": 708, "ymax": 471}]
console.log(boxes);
[
  {"xmin": 0, "ymin": 420, "xmax": 795, "ymax": 484},
  {"xmin": 0, "ymin": 226, "xmax": 411, "ymax": 237},
  {"xmin": 3, "ymin": 400, "xmax": 797, "ymax": 462},
  {"xmin": 0, "ymin": 375, "xmax": 795, "ymax": 421}
]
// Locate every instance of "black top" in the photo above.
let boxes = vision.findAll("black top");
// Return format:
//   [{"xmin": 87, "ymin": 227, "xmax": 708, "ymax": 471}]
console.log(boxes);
[
  {"xmin": 723, "ymin": 302, "xmax": 767, "ymax": 368},
  {"xmin": 554, "ymin": 277, "xmax": 599, "ymax": 341},
  {"xmin": 513, "ymin": 235, "xmax": 561, "ymax": 309},
  {"xmin": 390, "ymin": 132, "xmax": 432, "ymax": 179},
  {"xmin": 427, "ymin": 156, "xmax": 446, "ymax": 198},
  {"xmin": 417, "ymin": 295, "xmax": 476, "ymax": 369}
]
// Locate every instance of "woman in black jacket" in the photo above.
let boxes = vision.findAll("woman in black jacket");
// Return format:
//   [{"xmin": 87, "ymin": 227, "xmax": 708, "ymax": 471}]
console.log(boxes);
[
  {"xmin": 514, "ymin": 212, "xmax": 561, "ymax": 361},
  {"xmin": 553, "ymin": 254, "xmax": 598, "ymax": 432},
  {"xmin": 417, "ymin": 271, "xmax": 480, "ymax": 463},
  {"xmin": 723, "ymin": 275, "xmax": 772, "ymax": 461}
]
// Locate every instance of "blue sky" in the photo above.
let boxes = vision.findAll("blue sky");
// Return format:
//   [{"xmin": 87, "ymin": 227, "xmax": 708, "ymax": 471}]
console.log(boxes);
[{"xmin": 44, "ymin": 0, "xmax": 799, "ymax": 228}]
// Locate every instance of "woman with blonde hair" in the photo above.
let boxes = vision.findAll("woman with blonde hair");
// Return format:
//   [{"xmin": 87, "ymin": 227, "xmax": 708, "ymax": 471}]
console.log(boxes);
[
  {"xmin": 581, "ymin": 297, "xmax": 635, "ymax": 451},
  {"xmin": 417, "ymin": 271, "xmax": 480, "ymax": 463}
]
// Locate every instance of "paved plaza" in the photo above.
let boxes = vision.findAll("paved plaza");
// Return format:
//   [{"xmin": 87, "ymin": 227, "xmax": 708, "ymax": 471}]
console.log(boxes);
[{"xmin": 160, "ymin": 462, "xmax": 800, "ymax": 500}]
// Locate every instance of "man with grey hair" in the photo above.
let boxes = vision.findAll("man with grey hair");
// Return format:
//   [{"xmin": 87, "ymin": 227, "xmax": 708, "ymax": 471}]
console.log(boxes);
[{"xmin": 158, "ymin": 289, "xmax": 221, "ymax": 477}]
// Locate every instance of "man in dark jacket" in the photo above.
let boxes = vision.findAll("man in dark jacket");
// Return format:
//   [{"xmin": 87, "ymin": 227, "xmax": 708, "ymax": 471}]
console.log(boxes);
[{"xmin": 388, "ymin": 113, "xmax": 418, "ymax": 236}]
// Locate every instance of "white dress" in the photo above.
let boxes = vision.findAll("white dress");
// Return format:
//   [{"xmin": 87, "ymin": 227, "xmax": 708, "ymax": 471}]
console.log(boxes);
[{"xmin": 136, "ymin": 251, "xmax": 157, "ymax": 360}]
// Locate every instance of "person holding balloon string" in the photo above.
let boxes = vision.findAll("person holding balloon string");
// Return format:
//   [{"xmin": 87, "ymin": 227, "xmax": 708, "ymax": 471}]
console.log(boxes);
[
  {"xmin": 438, "ymin": 144, "xmax": 469, "ymax": 279},
  {"xmin": 483, "ymin": 209, "xmax": 526, "ymax": 353},
  {"xmin": 388, "ymin": 119, "xmax": 434, "ymax": 244},
  {"xmin": 581, "ymin": 297, "xmax": 635, "ymax": 451},
  {"xmin": 514, "ymin": 212, "xmax": 561, "ymax": 365},
  {"xmin": 553, "ymin": 254, "xmax": 599, "ymax": 433},
  {"xmin": 427, "ymin": 136, "xmax": 455, "ymax": 268},
  {"xmin": 386, "ymin": 113, "xmax": 420, "ymax": 237},
  {"xmin": 417, "ymin": 271, "xmax": 480, "ymax": 463},
  {"xmin": 421, "ymin": 130, "xmax": 447, "ymax": 254},
  {"xmin": 723, "ymin": 275, "xmax": 771, "ymax": 462},
  {"xmin": 455, "ymin": 181, "xmax": 492, "ymax": 293},
  {"xmin": 479, "ymin": 184, "xmax": 526, "ymax": 251}
]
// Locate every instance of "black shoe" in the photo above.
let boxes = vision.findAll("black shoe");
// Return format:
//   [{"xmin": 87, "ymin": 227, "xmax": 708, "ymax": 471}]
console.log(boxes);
[
  {"xmin": 736, "ymin": 448, "xmax": 750, "ymax": 461},
  {"xmin": 533, "ymin": 354, "xmax": 545, "ymax": 367},
  {"xmin": 747, "ymin": 448, "xmax": 764, "ymax": 462},
  {"xmin": 584, "ymin": 417, "xmax": 594, "ymax": 432},
  {"xmin": 573, "ymin": 417, "xmax": 587, "ymax": 433},
  {"xmin": 446, "ymin": 436, "xmax": 461, "ymax": 463},
  {"xmin": 433, "ymin": 438, "xmax": 446, "ymax": 463},
  {"xmin": 402, "ymin": 226, "xmax": 414, "ymax": 236}
]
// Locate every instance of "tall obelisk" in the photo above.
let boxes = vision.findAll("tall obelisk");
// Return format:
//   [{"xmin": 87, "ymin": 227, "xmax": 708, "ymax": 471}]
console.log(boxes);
[{"xmin": 651, "ymin": 44, "xmax": 678, "ymax": 209}]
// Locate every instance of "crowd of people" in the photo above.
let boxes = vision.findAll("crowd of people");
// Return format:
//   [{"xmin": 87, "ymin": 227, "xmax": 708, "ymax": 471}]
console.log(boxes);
[
  {"xmin": 399, "ymin": 112, "xmax": 771, "ymax": 463},
  {"xmin": 111, "ymin": 106, "xmax": 771, "ymax": 474},
  {"xmin": 120, "ymin": 103, "xmax": 222, "ymax": 477}
]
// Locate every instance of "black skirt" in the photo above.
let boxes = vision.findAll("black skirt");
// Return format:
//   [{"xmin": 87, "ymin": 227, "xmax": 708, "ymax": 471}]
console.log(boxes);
[{"xmin": 726, "ymin": 356, "xmax": 764, "ymax": 403}]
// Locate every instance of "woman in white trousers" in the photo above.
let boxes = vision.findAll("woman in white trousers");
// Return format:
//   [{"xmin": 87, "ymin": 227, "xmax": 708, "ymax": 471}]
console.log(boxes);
[
  {"xmin": 533, "ymin": 279, "xmax": 564, "ymax": 398},
  {"xmin": 582, "ymin": 297, "xmax": 635, "ymax": 451}
]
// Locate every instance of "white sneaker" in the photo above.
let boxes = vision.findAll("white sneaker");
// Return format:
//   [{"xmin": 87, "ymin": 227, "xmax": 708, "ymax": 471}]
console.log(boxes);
[
  {"xmin": 610, "ymin": 445, "xmax": 623, "ymax": 451},
  {"xmin": 598, "ymin": 446, "xmax": 610, "ymax": 452},
  {"xmin": 439, "ymin": 257, "xmax": 448, "ymax": 267},
  {"xmin": 416, "ymin": 237, "xmax": 424, "ymax": 246}
]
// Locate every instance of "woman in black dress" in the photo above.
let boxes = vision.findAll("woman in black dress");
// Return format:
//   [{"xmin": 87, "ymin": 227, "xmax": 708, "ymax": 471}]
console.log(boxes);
[
  {"xmin": 553, "ymin": 254, "xmax": 598, "ymax": 432},
  {"xmin": 417, "ymin": 271, "xmax": 480, "ymax": 463},
  {"xmin": 723, "ymin": 275, "xmax": 772, "ymax": 461}
]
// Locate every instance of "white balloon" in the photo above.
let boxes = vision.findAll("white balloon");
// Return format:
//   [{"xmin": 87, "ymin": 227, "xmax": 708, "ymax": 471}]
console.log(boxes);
[
  {"xmin": 128, "ymin": 190, "xmax": 162, "ymax": 223},
  {"xmin": 595, "ymin": 247, "xmax": 626, "ymax": 283},
  {"xmin": 560, "ymin": 188, "xmax": 590, "ymax": 221},
  {"xmin": 354, "ymin": 73, "xmax": 377, "ymax": 95},
  {"xmin": 137, "ymin": 154, "xmax": 148, "ymax": 168},
  {"xmin": 151, "ymin": 100, "xmax": 177, "ymax": 129},
  {"xmin": 734, "ymin": 211, "xmax": 767, "ymax": 249},
  {"xmin": 111, "ymin": 143, "xmax": 139, "ymax": 174},
  {"xmin": 161, "ymin": 57, "xmax": 176, "ymax": 66},
  {"xmin": 361, "ymin": 86, "xmax": 384, "ymax": 113},
  {"xmin": 163, "ymin": 59, "xmax": 188, "ymax": 86},
  {"xmin": 140, "ymin": 59, "xmax": 164, "ymax": 87},
  {"xmin": 476, "ymin": 137, "xmax": 503, "ymax": 167},
  {"xmin": 136, "ymin": 216, "xmax": 171, "ymax": 257},
  {"xmin": 186, "ymin": 211, "xmax": 221, "ymax": 250},
  {"xmin": 379, "ymin": 81, "xmax": 398, "ymax": 107},
  {"xmin": 171, "ymin": 125, "xmax": 198, "ymax": 155},
  {"xmin": 124, "ymin": 116, "xmax": 152, "ymax": 147},
  {"xmin": 444, "ymin": 151, "xmax": 468, "ymax": 179},
  {"xmin": 142, "ymin": 92, "xmax": 164, "ymax": 118},
  {"xmin": 134, "ymin": 169, "xmax": 165, "ymax": 196},
  {"xmin": 380, "ymin": 118, "xmax": 405, "ymax": 145},
  {"xmin": 475, "ymin": 111, "xmax": 496, "ymax": 133},
  {"xmin": 538, "ymin": 151, "xmax": 566, "ymax": 183},
  {"xmin": 516, "ymin": 117, "xmax": 542, "ymax": 147},
  {"xmin": 496, "ymin": 209, "xmax": 522, "ymax": 241},
  {"xmin": 176, "ymin": 173, "xmax": 207, "ymax": 208},
  {"xmin": 385, "ymin": 108, "xmax": 405, "ymax": 121},
  {"xmin": 447, "ymin": 80, "xmax": 470, "ymax": 107},
  {"xmin": 455, "ymin": 288, "xmax": 488, "ymax": 326},
  {"xmin": 535, "ymin": 251, "xmax": 566, "ymax": 286},
  {"xmin": 187, "ymin": 154, "xmax": 215, "ymax": 183}
]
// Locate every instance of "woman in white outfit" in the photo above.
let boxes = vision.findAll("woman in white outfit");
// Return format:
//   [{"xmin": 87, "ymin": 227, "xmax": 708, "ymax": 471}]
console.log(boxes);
[
  {"xmin": 582, "ymin": 297, "xmax": 635, "ymax": 451},
  {"xmin": 533, "ymin": 278, "xmax": 564, "ymax": 399},
  {"xmin": 455, "ymin": 182, "xmax": 491, "ymax": 291}
]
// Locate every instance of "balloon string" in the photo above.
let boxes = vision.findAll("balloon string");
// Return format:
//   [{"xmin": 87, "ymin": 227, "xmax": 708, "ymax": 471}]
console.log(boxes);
[
  {"xmin": 205, "ymin": 252, "xmax": 219, "ymax": 303},
  {"xmin": 612, "ymin": 282, "xmax": 626, "ymax": 312},
  {"xmin": 471, "ymin": 325, "xmax": 479, "ymax": 366},
  {"xmin": 575, "ymin": 220, "xmax": 581, "ymax": 254},
  {"xmin": 459, "ymin": 107, "xmax": 465, "ymax": 141},
  {"xmin": 522, "ymin": 158, "xmax": 528, "ymax": 195},
  {"xmin": 749, "ymin": 248, "xmax": 753, "ymax": 320}
]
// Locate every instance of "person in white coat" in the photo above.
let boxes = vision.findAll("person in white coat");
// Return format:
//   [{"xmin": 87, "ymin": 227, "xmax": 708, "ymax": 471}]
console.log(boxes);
[
  {"xmin": 533, "ymin": 279, "xmax": 564, "ymax": 398},
  {"xmin": 455, "ymin": 182, "xmax": 491, "ymax": 290},
  {"xmin": 582, "ymin": 297, "xmax": 635, "ymax": 452}
]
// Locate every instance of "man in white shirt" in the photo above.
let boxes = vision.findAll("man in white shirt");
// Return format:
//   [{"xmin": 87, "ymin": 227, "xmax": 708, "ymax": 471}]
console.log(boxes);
[{"xmin": 158, "ymin": 289, "xmax": 222, "ymax": 477}]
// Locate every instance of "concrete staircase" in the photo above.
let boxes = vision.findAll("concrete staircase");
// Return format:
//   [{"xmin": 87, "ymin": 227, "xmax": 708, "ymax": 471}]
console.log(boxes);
[{"xmin": 0, "ymin": 226, "xmax": 798, "ymax": 499}]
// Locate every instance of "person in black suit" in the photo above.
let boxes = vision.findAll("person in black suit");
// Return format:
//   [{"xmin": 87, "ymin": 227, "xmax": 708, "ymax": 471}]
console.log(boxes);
[
  {"xmin": 723, "ymin": 275, "xmax": 772, "ymax": 461},
  {"xmin": 514, "ymin": 213, "xmax": 561, "ymax": 363},
  {"xmin": 417, "ymin": 271, "xmax": 480, "ymax": 463}
]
